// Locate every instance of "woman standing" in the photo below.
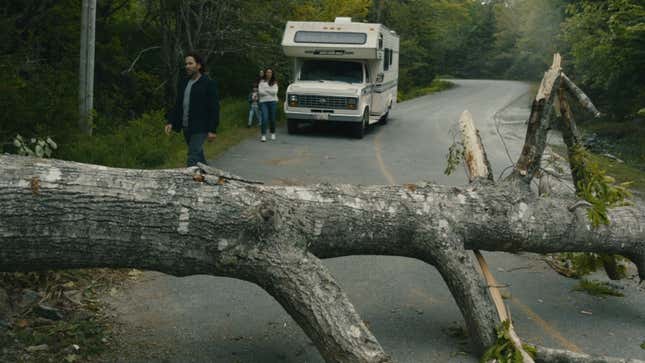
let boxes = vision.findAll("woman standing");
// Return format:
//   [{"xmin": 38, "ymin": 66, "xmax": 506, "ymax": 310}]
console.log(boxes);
[{"xmin": 258, "ymin": 68, "xmax": 278, "ymax": 142}]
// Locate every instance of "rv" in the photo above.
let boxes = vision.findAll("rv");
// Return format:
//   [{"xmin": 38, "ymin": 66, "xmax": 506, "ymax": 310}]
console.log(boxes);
[{"xmin": 281, "ymin": 17, "xmax": 399, "ymax": 138}]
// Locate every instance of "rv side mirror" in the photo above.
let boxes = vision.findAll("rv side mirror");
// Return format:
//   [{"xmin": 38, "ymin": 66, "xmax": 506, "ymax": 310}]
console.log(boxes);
[{"xmin": 376, "ymin": 73, "xmax": 384, "ymax": 83}]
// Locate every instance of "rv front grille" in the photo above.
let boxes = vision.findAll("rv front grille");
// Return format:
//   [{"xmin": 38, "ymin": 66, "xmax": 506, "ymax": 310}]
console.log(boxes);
[{"xmin": 296, "ymin": 95, "xmax": 352, "ymax": 110}]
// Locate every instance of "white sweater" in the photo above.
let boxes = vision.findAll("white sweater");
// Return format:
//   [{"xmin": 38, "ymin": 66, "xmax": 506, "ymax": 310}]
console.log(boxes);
[{"xmin": 258, "ymin": 80, "xmax": 278, "ymax": 103}]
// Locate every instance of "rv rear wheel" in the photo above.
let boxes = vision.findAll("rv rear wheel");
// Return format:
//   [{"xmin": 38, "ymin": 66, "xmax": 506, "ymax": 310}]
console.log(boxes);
[
  {"xmin": 379, "ymin": 103, "xmax": 391, "ymax": 125},
  {"xmin": 378, "ymin": 110, "xmax": 389, "ymax": 125},
  {"xmin": 287, "ymin": 119, "xmax": 299, "ymax": 134}
]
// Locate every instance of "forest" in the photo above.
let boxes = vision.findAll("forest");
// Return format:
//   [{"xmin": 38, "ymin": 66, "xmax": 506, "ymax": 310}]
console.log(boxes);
[{"xmin": 0, "ymin": 0, "xmax": 643, "ymax": 168}]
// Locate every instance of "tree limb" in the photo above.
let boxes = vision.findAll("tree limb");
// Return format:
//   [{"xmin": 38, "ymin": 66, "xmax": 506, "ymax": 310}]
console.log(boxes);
[{"xmin": 121, "ymin": 46, "xmax": 161, "ymax": 74}]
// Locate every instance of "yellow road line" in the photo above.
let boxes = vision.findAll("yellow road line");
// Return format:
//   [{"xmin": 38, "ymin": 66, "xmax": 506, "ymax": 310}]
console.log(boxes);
[
  {"xmin": 373, "ymin": 132, "xmax": 396, "ymax": 185},
  {"xmin": 510, "ymin": 297, "xmax": 582, "ymax": 353},
  {"xmin": 372, "ymin": 129, "xmax": 582, "ymax": 353}
]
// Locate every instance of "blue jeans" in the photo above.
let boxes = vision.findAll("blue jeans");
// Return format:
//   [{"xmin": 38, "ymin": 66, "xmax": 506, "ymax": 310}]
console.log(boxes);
[
  {"xmin": 260, "ymin": 101, "xmax": 277, "ymax": 135},
  {"xmin": 248, "ymin": 103, "xmax": 261, "ymax": 126},
  {"xmin": 183, "ymin": 131, "xmax": 208, "ymax": 167}
]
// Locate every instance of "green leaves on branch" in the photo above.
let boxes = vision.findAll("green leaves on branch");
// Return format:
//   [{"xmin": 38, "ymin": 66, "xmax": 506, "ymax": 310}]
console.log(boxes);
[
  {"xmin": 444, "ymin": 140, "xmax": 464, "ymax": 176},
  {"xmin": 480, "ymin": 320, "xmax": 536, "ymax": 363},
  {"xmin": 13, "ymin": 135, "xmax": 58, "ymax": 158},
  {"xmin": 573, "ymin": 279, "xmax": 624, "ymax": 297},
  {"xmin": 570, "ymin": 144, "xmax": 632, "ymax": 227}
]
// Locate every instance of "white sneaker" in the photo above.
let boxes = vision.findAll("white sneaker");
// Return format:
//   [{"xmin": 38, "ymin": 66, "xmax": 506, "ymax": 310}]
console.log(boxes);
[
  {"xmin": 270, "ymin": 133, "xmax": 276, "ymax": 140},
  {"xmin": 261, "ymin": 135, "xmax": 266, "ymax": 142}
]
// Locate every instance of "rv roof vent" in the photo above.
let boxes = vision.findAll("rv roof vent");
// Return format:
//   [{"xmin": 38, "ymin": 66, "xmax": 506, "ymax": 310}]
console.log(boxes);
[{"xmin": 334, "ymin": 17, "xmax": 352, "ymax": 24}]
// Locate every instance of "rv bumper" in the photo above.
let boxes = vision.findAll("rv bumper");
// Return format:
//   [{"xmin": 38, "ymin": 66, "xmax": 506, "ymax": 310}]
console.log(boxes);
[{"xmin": 284, "ymin": 110, "xmax": 364, "ymax": 123}]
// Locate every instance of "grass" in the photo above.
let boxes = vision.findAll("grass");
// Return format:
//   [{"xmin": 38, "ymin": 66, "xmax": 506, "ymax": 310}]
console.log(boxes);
[
  {"xmin": 550, "ymin": 139, "xmax": 645, "ymax": 196},
  {"xmin": 572, "ymin": 279, "xmax": 624, "ymax": 297},
  {"xmin": 584, "ymin": 151, "xmax": 645, "ymax": 194},
  {"xmin": 163, "ymin": 98, "xmax": 285, "ymax": 168},
  {"xmin": 581, "ymin": 119, "xmax": 645, "ymax": 165},
  {"xmin": 398, "ymin": 79, "xmax": 455, "ymax": 102}
]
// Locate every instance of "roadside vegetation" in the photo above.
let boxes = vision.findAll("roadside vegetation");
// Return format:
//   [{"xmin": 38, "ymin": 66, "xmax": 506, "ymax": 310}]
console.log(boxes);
[
  {"xmin": 398, "ymin": 79, "xmax": 455, "ymax": 102},
  {"xmin": 572, "ymin": 279, "xmax": 625, "ymax": 297}
]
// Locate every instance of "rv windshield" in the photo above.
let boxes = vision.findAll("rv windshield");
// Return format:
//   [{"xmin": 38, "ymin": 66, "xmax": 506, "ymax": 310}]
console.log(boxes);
[{"xmin": 300, "ymin": 61, "xmax": 363, "ymax": 84}]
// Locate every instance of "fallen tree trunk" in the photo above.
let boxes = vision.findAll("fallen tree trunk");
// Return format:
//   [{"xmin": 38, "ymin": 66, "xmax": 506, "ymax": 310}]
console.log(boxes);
[{"xmin": 1, "ymin": 154, "xmax": 644, "ymax": 362}]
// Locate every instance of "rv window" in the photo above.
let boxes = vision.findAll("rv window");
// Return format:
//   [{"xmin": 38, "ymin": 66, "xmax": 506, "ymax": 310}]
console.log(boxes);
[
  {"xmin": 294, "ymin": 31, "xmax": 367, "ymax": 45},
  {"xmin": 384, "ymin": 49, "xmax": 390, "ymax": 71},
  {"xmin": 379, "ymin": 34, "xmax": 383, "ymax": 49},
  {"xmin": 300, "ymin": 60, "xmax": 363, "ymax": 83}
]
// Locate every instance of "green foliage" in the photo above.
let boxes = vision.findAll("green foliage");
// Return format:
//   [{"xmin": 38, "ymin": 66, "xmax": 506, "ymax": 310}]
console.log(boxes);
[
  {"xmin": 480, "ymin": 320, "xmax": 536, "ymax": 363},
  {"xmin": 570, "ymin": 144, "xmax": 632, "ymax": 227},
  {"xmin": 444, "ymin": 140, "xmax": 465, "ymax": 176},
  {"xmin": 561, "ymin": 0, "xmax": 645, "ymax": 118},
  {"xmin": 57, "ymin": 98, "xmax": 255, "ymax": 169},
  {"xmin": 398, "ymin": 79, "xmax": 455, "ymax": 102},
  {"xmin": 573, "ymin": 279, "xmax": 624, "ymax": 297},
  {"xmin": 13, "ymin": 135, "xmax": 58, "ymax": 158},
  {"xmin": 291, "ymin": 0, "xmax": 370, "ymax": 21},
  {"xmin": 553, "ymin": 252, "xmax": 605, "ymax": 277},
  {"xmin": 60, "ymin": 110, "xmax": 183, "ymax": 169},
  {"xmin": 381, "ymin": 0, "xmax": 472, "ymax": 92},
  {"xmin": 493, "ymin": 0, "xmax": 566, "ymax": 80}
]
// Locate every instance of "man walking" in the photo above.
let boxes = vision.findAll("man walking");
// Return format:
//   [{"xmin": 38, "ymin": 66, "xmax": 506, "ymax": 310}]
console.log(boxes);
[{"xmin": 165, "ymin": 52, "xmax": 219, "ymax": 166}]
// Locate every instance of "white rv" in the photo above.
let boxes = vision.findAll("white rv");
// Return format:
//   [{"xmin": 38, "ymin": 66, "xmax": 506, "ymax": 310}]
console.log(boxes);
[{"xmin": 281, "ymin": 17, "xmax": 399, "ymax": 138}]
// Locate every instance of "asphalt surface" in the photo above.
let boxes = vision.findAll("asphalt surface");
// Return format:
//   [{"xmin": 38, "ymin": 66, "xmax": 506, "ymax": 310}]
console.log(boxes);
[{"xmin": 104, "ymin": 80, "xmax": 645, "ymax": 363}]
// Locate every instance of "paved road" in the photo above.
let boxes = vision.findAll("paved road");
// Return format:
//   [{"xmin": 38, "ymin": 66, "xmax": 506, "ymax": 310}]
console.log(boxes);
[{"xmin": 105, "ymin": 80, "xmax": 645, "ymax": 362}]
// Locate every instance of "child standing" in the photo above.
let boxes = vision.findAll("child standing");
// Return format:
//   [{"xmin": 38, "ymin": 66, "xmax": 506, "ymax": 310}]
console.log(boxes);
[{"xmin": 247, "ymin": 86, "xmax": 261, "ymax": 127}]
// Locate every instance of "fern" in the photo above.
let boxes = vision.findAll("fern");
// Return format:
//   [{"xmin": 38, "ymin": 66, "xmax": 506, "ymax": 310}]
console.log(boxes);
[{"xmin": 480, "ymin": 320, "xmax": 535, "ymax": 363}]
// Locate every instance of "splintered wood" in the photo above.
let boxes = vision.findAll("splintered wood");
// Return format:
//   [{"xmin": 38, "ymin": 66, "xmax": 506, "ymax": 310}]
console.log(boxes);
[{"xmin": 459, "ymin": 110, "xmax": 489, "ymax": 182}]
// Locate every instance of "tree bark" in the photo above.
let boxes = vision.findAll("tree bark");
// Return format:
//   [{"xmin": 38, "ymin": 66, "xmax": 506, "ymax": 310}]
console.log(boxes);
[
  {"xmin": 513, "ymin": 54, "xmax": 563, "ymax": 183},
  {"xmin": 78, "ymin": 0, "xmax": 96, "ymax": 136},
  {"xmin": 535, "ymin": 345, "xmax": 645, "ymax": 363},
  {"xmin": 1, "ymin": 154, "xmax": 645, "ymax": 362}
]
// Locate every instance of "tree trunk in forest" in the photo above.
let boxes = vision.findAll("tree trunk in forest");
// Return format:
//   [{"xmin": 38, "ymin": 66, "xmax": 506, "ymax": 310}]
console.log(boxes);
[{"xmin": 78, "ymin": 0, "xmax": 96, "ymax": 136}]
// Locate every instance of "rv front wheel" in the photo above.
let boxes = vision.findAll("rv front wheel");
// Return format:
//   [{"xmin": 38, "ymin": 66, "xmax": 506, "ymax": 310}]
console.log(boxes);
[
  {"xmin": 352, "ymin": 109, "xmax": 368, "ymax": 139},
  {"xmin": 287, "ymin": 119, "xmax": 299, "ymax": 134}
]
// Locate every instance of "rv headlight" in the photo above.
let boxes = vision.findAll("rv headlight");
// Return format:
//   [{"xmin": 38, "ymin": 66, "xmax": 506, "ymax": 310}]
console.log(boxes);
[
  {"xmin": 346, "ymin": 97, "xmax": 358, "ymax": 110},
  {"xmin": 288, "ymin": 94, "xmax": 298, "ymax": 107}
]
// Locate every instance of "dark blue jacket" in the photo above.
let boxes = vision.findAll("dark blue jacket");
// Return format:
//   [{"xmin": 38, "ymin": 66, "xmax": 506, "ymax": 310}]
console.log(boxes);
[{"xmin": 169, "ymin": 74, "xmax": 220, "ymax": 134}]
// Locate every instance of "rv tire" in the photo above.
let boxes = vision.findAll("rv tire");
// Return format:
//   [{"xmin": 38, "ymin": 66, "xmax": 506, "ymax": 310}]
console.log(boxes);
[
  {"xmin": 352, "ymin": 109, "xmax": 368, "ymax": 139},
  {"xmin": 287, "ymin": 119, "xmax": 299, "ymax": 134},
  {"xmin": 379, "ymin": 103, "xmax": 391, "ymax": 125}
]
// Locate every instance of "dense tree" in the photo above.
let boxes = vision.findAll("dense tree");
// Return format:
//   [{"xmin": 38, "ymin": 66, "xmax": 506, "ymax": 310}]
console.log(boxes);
[{"xmin": 561, "ymin": 0, "xmax": 645, "ymax": 118}]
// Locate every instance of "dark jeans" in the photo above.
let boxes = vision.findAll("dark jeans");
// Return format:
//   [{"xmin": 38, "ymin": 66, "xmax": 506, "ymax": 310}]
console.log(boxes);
[
  {"xmin": 260, "ymin": 101, "xmax": 277, "ymax": 135},
  {"xmin": 248, "ymin": 103, "xmax": 261, "ymax": 126},
  {"xmin": 183, "ymin": 130, "xmax": 208, "ymax": 167}
]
